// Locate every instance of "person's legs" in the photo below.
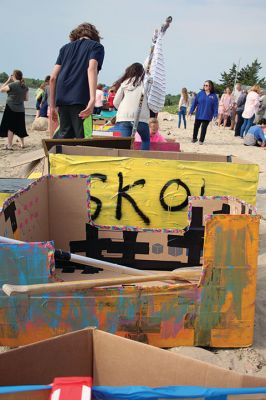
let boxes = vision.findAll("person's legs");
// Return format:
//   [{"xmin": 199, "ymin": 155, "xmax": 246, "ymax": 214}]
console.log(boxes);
[
  {"xmin": 178, "ymin": 110, "xmax": 182, "ymax": 128},
  {"xmin": 20, "ymin": 137, "xmax": 25, "ymax": 148},
  {"xmin": 181, "ymin": 107, "xmax": 187, "ymax": 129},
  {"xmin": 234, "ymin": 111, "xmax": 243, "ymax": 136},
  {"xmin": 113, "ymin": 121, "xmax": 133, "ymax": 137},
  {"xmin": 243, "ymin": 115, "xmax": 255, "ymax": 137},
  {"xmin": 7, "ymin": 130, "xmax": 14, "ymax": 149},
  {"xmin": 199, "ymin": 120, "xmax": 210, "ymax": 143},
  {"xmin": 240, "ymin": 118, "xmax": 248, "ymax": 138},
  {"xmin": 137, "ymin": 122, "xmax": 150, "ymax": 150},
  {"xmin": 192, "ymin": 119, "xmax": 201, "ymax": 142},
  {"xmin": 57, "ymin": 106, "xmax": 75, "ymax": 138},
  {"xmin": 223, "ymin": 115, "xmax": 228, "ymax": 128},
  {"xmin": 218, "ymin": 113, "xmax": 223, "ymax": 127},
  {"xmin": 69, "ymin": 105, "xmax": 86, "ymax": 138}
]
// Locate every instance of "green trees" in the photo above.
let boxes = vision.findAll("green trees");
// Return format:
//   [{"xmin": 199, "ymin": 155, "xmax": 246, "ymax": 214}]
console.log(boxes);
[
  {"xmin": 219, "ymin": 59, "xmax": 266, "ymax": 90},
  {"xmin": 0, "ymin": 72, "xmax": 43, "ymax": 88},
  {"xmin": 0, "ymin": 72, "xmax": 8, "ymax": 83}
]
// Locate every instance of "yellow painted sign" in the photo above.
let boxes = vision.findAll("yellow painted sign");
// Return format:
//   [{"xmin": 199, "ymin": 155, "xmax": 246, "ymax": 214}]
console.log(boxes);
[{"xmin": 49, "ymin": 154, "xmax": 259, "ymax": 230}]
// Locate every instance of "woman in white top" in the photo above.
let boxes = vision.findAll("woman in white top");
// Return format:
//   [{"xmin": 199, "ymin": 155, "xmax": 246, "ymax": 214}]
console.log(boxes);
[
  {"xmin": 240, "ymin": 84, "xmax": 261, "ymax": 137},
  {"xmin": 178, "ymin": 88, "xmax": 189, "ymax": 129},
  {"xmin": 112, "ymin": 63, "xmax": 150, "ymax": 150}
]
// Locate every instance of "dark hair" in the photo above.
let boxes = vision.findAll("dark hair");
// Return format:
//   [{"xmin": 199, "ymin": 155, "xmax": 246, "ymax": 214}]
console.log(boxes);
[
  {"xmin": 69, "ymin": 22, "xmax": 101, "ymax": 42},
  {"xmin": 203, "ymin": 80, "xmax": 215, "ymax": 94},
  {"xmin": 13, "ymin": 69, "xmax": 25, "ymax": 88},
  {"xmin": 113, "ymin": 63, "xmax": 145, "ymax": 90},
  {"xmin": 97, "ymin": 83, "xmax": 104, "ymax": 90},
  {"xmin": 258, "ymin": 118, "xmax": 266, "ymax": 125},
  {"xmin": 44, "ymin": 75, "xmax": 50, "ymax": 83}
]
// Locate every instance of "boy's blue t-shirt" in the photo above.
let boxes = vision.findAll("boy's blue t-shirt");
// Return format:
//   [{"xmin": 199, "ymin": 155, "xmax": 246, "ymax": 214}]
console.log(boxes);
[{"xmin": 55, "ymin": 38, "xmax": 104, "ymax": 106}]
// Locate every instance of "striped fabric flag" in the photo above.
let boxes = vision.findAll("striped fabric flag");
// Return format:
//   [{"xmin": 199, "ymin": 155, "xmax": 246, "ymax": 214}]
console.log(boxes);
[
  {"xmin": 50, "ymin": 377, "xmax": 92, "ymax": 400},
  {"xmin": 147, "ymin": 31, "xmax": 166, "ymax": 113}
]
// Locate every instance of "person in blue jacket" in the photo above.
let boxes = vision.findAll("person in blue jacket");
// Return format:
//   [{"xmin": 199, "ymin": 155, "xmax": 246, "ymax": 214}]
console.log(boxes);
[{"xmin": 189, "ymin": 80, "xmax": 218, "ymax": 144}]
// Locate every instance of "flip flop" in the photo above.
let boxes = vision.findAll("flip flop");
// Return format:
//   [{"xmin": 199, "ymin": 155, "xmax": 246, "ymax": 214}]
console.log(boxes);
[{"xmin": 5, "ymin": 146, "xmax": 13, "ymax": 151}]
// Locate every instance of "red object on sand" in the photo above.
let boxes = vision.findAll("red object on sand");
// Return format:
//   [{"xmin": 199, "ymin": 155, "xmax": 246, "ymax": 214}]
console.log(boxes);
[{"xmin": 50, "ymin": 377, "xmax": 92, "ymax": 400}]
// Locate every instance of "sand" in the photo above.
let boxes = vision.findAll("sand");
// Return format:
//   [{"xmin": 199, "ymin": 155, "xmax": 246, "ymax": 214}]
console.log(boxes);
[{"xmin": 0, "ymin": 113, "xmax": 266, "ymax": 376}]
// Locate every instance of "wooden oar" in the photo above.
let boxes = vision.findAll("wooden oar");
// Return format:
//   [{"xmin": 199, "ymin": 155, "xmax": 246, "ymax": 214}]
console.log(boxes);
[
  {"xmin": 0, "ymin": 235, "xmax": 153, "ymax": 277},
  {"xmin": 2, "ymin": 271, "xmax": 195, "ymax": 296}
]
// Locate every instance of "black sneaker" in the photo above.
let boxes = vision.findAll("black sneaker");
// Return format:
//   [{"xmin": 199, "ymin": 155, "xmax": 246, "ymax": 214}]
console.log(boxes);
[{"xmin": 191, "ymin": 138, "xmax": 198, "ymax": 143}]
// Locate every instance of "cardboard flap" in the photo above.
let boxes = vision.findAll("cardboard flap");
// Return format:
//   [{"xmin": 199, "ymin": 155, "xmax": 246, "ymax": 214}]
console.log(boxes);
[
  {"xmin": 10, "ymin": 150, "xmax": 45, "ymax": 167},
  {"xmin": 92, "ymin": 329, "xmax": 244, "ymax": 387},
  {"xmin": 0, "ymin": 329, "xmax": 93, "ymax": 386}
]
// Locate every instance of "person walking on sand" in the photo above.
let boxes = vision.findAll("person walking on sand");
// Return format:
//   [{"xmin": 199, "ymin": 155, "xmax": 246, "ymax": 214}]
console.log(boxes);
[
  {"xmin": 189, "ymin": 80, "xmax": 218, "ymax": 144},
  {"xmin": 0, "ymin": 70, "xmax": 29, "ymax": 150},
  {"xmin": 112, "ymin": 62, "xmax": 150, "ymax": 150},
  {"xmin": 217, "ymin": 87, "xmax": 233, "ymax": 128},
  {"xmin": 49, "ymin": 22, "xmax": 105, "ymax": 139},
  {"xmin": 178, "ymin": 88, "xmax": 189, "ymax": 129}
]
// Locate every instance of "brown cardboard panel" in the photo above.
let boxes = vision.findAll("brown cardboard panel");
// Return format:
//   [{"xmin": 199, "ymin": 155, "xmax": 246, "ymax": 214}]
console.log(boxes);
[
  {"xmin": 0, "ymin": 391, "xmax": 48, "ymax": 400},
  {"xmin": 42, "ymin": 138, "xmax": 132, "ymax": 156},
  {"xmin": 0, "ymin": 178, "xmax": 49, "ymax": 242},
  {"xmin": 51, "ymin": 145, "xmax": 120, "ymax": 157},
  {"xmin": 49, "ymin": 145, "xmax": 232, "ymax": 162},
  {"xmin": 93, "ymin": 329, "xmax": 244, "ymax": 387},
  {"xmin": 0, "ymin": 329, "xmax": 93, "ymax": 386},
  {"xmin": 48, "ymin": 176, "xmax": 89, "ymax": 249},
  {"xmin": 10, "ymin": 149, "xmax": 45, "ymax": 167}
]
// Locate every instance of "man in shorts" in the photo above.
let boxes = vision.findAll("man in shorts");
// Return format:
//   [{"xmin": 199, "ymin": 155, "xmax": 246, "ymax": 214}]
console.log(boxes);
[{"xmin": 50, "ymin": 22, "xmax": 105, "ymax": 138}]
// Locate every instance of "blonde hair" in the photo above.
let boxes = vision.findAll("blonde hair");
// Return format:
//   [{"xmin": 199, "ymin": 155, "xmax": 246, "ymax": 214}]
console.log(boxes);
[
  {"xmin": 149, "ymin": 118, "xmax": 159, "ymax": 126},
  {"xmin": 250, "ymin": 84, "xmax": 261, "ymax": 93},
  {"xmin": 181, "ymin": 87, "xmax": 189, "ymax": 103}
]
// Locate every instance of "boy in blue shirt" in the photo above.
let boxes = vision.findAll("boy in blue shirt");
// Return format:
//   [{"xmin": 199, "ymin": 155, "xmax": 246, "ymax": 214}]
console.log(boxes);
[
  {"xmin": 50, "ymin": 23, "xmax": 104, "ymax": 138},
  {"xmin": 243, "ymin": 119, "xmax": 266, "ymax": 147}
]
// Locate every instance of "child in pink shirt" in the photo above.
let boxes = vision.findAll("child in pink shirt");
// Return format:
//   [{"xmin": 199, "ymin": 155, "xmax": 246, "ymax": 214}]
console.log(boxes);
[{"xmin": 135, "ymin": 118, "xmax": 167, "ymax": 143}]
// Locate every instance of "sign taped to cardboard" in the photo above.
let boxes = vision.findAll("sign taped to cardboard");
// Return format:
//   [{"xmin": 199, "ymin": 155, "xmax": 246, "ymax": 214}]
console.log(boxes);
[{"xmin": 49, "ymin": 154, "xmax": 259, "ymax": 230}]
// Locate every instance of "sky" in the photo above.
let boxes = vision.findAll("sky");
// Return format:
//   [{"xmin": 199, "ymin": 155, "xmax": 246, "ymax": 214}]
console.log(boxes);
[{"xmin": 1, "ymin": 0, "xmax": 265, "ymax": 93}]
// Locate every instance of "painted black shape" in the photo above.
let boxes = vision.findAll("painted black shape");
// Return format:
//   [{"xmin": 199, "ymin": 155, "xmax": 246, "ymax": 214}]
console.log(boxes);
[
  {"xmin": 160, "ymin": 179, "xmax": 191, "ymax": 211},
  {"xmin": 168, "ymin": 206, "xmax": 204, "ymax": 266},
  {"xmin": 89, "ymin": 173, "xmax": 107, "ymax": 220},
  {"xmin": 213, "ymin": 203, "xmax": 230, "ymax": 215},
  {"xmin": 84, "ymin": 225, "xmax": 195, "ymax": 270},
  {"xmin": 116, "ymin": 172, "xmax": 150, "ymax": 225},
  {"xmin": 241, "ymin": 204, "xmax": 246, "ymax": 214},
  {"xmin": 4, "ymin": 202, "xmax": 17, "ymax": 233},
  {"xmin": 200, "ymin": 179, "xmax": 205, "ymax": 196},
  {"xmin": 55, "ymin": 145, "xmax": 62, "ymax": 154}
]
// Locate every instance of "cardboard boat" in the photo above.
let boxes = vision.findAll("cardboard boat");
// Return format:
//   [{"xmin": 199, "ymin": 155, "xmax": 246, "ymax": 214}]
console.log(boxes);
[
  {"xmin": 0, "ymin": 328, "xmax": 266, "ymax": 400},
  {"xmin": 0, "ymin": 175, "xmax": 260, "ymax": 348}
]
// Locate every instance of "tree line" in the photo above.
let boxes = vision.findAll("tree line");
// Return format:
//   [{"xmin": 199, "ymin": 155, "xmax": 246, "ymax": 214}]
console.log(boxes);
[{"xmin": 0, "ymin": 72, "xmax": 43, "ymax": 89}]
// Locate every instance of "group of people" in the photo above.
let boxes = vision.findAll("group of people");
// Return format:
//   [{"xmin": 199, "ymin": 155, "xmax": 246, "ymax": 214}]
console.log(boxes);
[
  {"xmin": 176, "ymin": 81, "xmax": 266, "ymax": 147},
  {"xmin": 1, "ymin": 21, "xmax": 266, "ymax": 151}
]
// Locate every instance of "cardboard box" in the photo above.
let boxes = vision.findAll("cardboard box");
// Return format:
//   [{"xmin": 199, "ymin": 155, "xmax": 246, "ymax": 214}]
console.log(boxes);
[
  {"xmin": 0, "ymin": 328, "xmax": 266, "ymax": 400},
  {"xmin": 0, "ymin": 176, "xmax": 260, "ymax": 348},
  {"xmin": 42, "ymin": 138, "xmax": 132, "ymax": 156}
]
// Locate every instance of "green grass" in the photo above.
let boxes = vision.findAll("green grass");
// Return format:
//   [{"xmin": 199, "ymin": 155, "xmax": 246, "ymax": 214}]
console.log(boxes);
[{"xmin": 162, "ymin": 105, "xmax": 178, "ymax": 114}]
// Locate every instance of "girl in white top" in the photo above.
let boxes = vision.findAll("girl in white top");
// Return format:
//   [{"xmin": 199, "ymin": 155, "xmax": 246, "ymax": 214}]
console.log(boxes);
[
  {"xmin": 178, "ymin": 88, "xmax": 189, "ymax": 129},
  {"xmin": 112, "ymin": 63, "xmax": 150, "ymax": 150}
]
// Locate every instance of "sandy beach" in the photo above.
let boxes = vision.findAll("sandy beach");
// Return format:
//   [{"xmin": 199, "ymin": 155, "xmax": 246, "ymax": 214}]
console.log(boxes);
[{"xmin": 0, "ymin": 113, "xmax": 266, "ymax": 376}]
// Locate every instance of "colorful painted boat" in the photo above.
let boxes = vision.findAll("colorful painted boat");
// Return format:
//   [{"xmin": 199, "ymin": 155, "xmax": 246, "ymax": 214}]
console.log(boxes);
[{"xmin": 0, "ymin": 175, "xmax": 260, "ymax": 348}]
